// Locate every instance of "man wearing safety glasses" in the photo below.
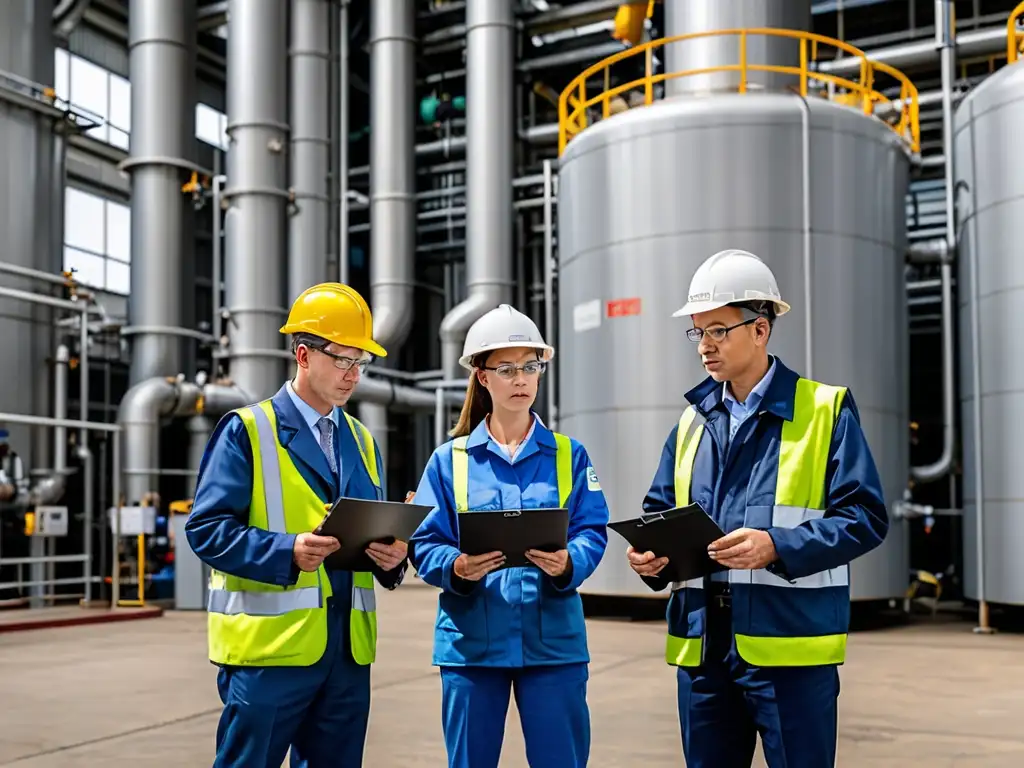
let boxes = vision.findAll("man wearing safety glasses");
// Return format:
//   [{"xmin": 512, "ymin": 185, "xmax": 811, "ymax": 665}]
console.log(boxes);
[
  {"xmin": 626, "ymin": 249, "xmax": 890, "ymax": 768},
  {"xmin": 186, "ymin": 282, "xmax": 406, "ymax": 766}
]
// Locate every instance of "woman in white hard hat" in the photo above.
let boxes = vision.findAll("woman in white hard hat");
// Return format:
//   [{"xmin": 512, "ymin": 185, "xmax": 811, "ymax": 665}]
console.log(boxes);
[{"xmin": 408, "ymin": 304, "xmax": 610, "ymax": 768}]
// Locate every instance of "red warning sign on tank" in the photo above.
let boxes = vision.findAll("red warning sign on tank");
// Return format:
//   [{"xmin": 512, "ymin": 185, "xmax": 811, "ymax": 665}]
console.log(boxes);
[{"xmin": 606, "ymin": 298, "xmax": 641, "ymax": 317}]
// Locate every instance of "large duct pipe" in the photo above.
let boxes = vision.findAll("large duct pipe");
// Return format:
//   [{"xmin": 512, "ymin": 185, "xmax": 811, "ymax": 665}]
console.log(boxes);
[
  {"xmin": 354, "ymin": 377, "xmax": 463, "ymax": 411},
  {"xmin": 663, "ymin": 0, "xmax": 812, "ymax": 95},
  {"xmin": 124, "ymin": 0, "xmax": 197, "ymax": 385},
  {"xmin": 369, "ymin": 0, "xmax": 416, "ymax": 349},
  {"xmin": 439, "ymin": 0, "xmax": 516, "ymax": 376},
  {"xmin": 118, "ymin": 376, "xmax": 202, "ymax": 503},
  {"xmin": 288, "ymin": 0, "xmax": 330, "ymax": 302},
  {"xmin": 224, "ymin": 0, "xmax": 289, "ymax": 401}
]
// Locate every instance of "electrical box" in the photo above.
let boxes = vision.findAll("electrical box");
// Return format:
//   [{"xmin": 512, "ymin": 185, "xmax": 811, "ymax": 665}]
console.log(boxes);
[
  {"xmin": 108, "ymin": 505, "xmax": 157, "ymax": 536},
  {"xmin": 31, "ymin": 506, "xmax": 68, "ymax": 536}
]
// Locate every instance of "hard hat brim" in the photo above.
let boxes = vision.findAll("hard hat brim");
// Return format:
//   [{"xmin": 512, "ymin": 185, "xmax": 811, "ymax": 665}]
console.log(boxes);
[
  {"xmin": 279, "ymin": 324, "xmax": 389, "ymax": 358},
  {"xmin": 458, "ymin": 342, "xmax": 555, "ymax": 371},
  {"xmin": 672, "ymin": 298, "xmax": 791, "ymax": 318}
]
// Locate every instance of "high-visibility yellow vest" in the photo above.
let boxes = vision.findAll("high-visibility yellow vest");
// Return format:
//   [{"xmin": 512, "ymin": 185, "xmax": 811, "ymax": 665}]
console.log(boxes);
[
  {"xmin": 206, "ymin": 400, "xmax": 380, "ymax": 667},
  {"xmin": 451, "ymin": 432, "xmax": 574, "ymax": 512},
  {"xmin": 666, "ymin": 378, "xmax": 849, "ymax": 668}
]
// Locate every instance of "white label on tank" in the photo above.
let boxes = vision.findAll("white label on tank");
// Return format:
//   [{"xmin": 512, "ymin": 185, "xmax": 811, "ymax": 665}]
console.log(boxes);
[{"xmin": 573, "ymin": 299, "xmax": 602, "ymax": 333}]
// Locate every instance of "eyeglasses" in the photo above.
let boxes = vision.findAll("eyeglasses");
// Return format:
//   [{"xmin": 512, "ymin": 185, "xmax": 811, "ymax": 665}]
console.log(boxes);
[
  {"xmin": 686, "ymin": 318, "xmax": 757, "ymax": 343},
  {"xmin": 481, "ymin": 361, "xmax": 546, "ymax": 379},
  {"xmin": 312, "ymin": 346, "xmax": 372, "ymax": 372}
]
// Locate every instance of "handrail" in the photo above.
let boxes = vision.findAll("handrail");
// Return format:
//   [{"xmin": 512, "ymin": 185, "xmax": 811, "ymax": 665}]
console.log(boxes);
[
  {"xmin": 1008, "ymin": 1, "xmax": 1024, "ymax": 63},
  {"xmin": 557, "ymin": 28, "xmax": 920, "ymax": 155}
]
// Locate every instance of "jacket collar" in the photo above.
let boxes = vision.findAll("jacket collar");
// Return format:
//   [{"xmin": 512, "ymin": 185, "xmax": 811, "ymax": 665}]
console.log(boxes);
[
  {"xmin": 685, "ymin": 356, "xmax": 799, "ymax": 422},
  {"xmin": 464, "ymin": 410, "xmax": 556, "ymax": 462}
]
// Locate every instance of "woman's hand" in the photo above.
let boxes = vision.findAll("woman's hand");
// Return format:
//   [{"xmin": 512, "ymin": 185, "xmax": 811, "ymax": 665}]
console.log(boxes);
[
  {"xmin": 453, "ymin": 551, "xmax": 505, "ymax": 581},
  {"xmin": 526, "ymin": 548, "xmax": 570, "ymax": 577}
]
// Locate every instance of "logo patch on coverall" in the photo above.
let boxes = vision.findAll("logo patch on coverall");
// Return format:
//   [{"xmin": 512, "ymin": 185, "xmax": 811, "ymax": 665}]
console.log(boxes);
[{"xmin": 587, "ymin": 466, "xmax": 601, "ymax": 491}]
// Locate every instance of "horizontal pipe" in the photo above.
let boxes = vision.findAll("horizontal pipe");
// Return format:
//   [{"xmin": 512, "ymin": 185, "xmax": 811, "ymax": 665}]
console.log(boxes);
[
  {"xmin": 817, "ymin": 24, "xmax": 1005, "ymax": 77},
  {"xmin": 0, "ymin": 412, "xmax": 120, "ymax": 432},
  {"xmin": 353, "ymin": 376, "xmax": 463, "ymax": 410}
]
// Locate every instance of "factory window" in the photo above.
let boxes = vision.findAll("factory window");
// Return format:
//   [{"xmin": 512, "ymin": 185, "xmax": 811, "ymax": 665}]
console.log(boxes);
[
  {"xmin": 196, "ymin": 104, "xmax": 228, "ymax": 149},
  {"xmin": 63, "ymin": 188, "xmax": 132, "ymax": 295},
  {"xmin": 53, "ymin": 48, "xmax": 131, "ymax": 149}
]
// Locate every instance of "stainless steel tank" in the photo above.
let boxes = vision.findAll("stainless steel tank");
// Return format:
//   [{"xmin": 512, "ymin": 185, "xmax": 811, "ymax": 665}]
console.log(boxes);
[
  {"xmin": 557, "ymin": 93, "xmax": 911, "ymax": 600},
  {"xmin": 954, "ymin": 61, "xmax": 1024, "ymax": 606}
]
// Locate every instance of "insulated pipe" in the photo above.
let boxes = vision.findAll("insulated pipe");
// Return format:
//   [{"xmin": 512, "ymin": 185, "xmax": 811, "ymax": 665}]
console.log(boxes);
[
  {"xmin": 911, "ymin": 1, "xmax": 956, "ymax": 484},
  {"xmin": 288, "ymin": 0, "xmax": 331, "ymax": 302},
  {"xmin": 117, "ymin": 376, "xmax": 202, "ymax": 503},
  {"xmin": 123, "ymin": 0, "xmax": 197, "ymax": 385},
  {"xmin": 224, "ymin": 0, "xmax": 290, "ymax": 401},
  {"xmin": 369, "ymin": 0, "xmax": 416, "ymax": 349},
  {"xmin": 662, "ymin": 0, "xmax": 812, "ymax": 94},
  {"xmin": 439, "ymin": 0, "xmax": 516, "ymax": 377}
]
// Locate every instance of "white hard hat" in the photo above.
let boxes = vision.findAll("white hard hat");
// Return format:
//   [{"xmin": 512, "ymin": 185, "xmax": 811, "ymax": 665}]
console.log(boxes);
[
  {"xmin": 672, "ymin": 249, "xmax": 791, "ymax": 318},
  {"xmin": 459, "ymin": 304, "xmax": 555, "ymax": 370}
]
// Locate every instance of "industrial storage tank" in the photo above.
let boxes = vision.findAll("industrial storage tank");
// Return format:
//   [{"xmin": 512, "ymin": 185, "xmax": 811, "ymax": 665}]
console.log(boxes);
[
  {"xmin": 954, "ymin": 19, "xmax": 1024, "ymax": 607},
  {"xmin": 556, "ymin": 28, "xmax": 915, "ymax": 601}
]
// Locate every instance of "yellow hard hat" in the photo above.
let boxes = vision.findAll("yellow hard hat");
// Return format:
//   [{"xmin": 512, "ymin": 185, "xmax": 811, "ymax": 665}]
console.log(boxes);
[{"xmin": 279, "ymin": 283, "xmax": 388, "ymax": 358}]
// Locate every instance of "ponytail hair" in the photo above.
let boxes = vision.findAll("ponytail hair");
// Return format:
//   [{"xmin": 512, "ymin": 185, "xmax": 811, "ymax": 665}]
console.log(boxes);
[{"xmin": 450, "ymin": 357, "xmax": 492, "ymax": 438}]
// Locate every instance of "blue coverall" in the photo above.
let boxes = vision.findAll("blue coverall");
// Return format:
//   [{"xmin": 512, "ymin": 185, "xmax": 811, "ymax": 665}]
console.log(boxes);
[
  {"xmin": 409, "ymin": 414, "xmax": 610, "ymax": 768},
  {"xmin": 185, "ymin": 383, "xmax": 404, "ymax": 768},
  {"xmin": 642, "ymin": 358, "xmax": 889, "ymax": 768}
]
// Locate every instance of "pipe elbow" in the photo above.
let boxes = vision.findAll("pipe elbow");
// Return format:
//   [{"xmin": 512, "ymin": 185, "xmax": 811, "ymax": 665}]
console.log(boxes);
[
  {"xmin": 30, "ymin": 474, "xmax": 66, "ymax": 505},
  {"xmin": 202, "ymin": 382, "xmax": 251, "ymax": 416},
  {"xmin": 439, "ymin": 290, "xmax": 500, "ymax": 341},
  {"xmin": 370, "ymin": 297, "xmax": 416, "ymax": 351}
]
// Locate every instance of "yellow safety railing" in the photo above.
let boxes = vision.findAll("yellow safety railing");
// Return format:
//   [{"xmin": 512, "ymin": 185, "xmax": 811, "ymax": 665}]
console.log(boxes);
[
  {"xmin": 558, "ymin": 28, "xmax": 920, "ymax": 155},
  {"xmin": 1008, "ymin": 1, "xmax": 1024, "ymax": 63}
]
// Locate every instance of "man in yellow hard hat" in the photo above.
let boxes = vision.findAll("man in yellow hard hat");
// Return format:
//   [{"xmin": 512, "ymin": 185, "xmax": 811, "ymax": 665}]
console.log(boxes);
[{"xmin": 186, "ymin": 282, "xmax": 408, "ymax": 766}]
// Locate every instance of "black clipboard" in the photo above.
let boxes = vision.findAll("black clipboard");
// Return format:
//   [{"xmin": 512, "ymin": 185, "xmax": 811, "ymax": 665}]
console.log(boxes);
[
  {"xmin": 315, "ymin": 496, "xmax": 433, "ymax": 571},
  {"xmin": 608, "ymin": 503, "xmax": 728, "ymax": 583},
  {"xmin": 458, "ymin": 508, "xmax": 569, "ymax": 569}
]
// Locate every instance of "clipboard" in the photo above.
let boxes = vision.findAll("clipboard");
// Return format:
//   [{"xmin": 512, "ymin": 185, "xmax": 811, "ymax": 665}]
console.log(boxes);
[
  {"xmin": 458, "ymin": 508, "xmax": 569, "ymax": 569},
  {"xmin": 315, "ymin": 496, "xmax": 433, "ymax": 571},
  {"xmin": 608, "ymin": 502, "xmax": 728, "ymax": 583}
]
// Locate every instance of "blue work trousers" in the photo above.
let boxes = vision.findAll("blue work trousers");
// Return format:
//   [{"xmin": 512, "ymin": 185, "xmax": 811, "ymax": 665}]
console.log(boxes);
[
  {"xmin": 676, "ymin": 588, "xmax": 840, "ymax": 768},
  {"xmin": 440, "ymin": 662, "xmax": 590, "ymax": 768},
  {"xmin": 213, "ymin": 598, "xmax": 371, "ymax": 768}
]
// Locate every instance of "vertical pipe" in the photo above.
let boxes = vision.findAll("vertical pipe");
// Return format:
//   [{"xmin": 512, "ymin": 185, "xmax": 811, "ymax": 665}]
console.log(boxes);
[
  {"xmin": 338, "ymin": 0, "xmax": 350, "ymax": 285},
  {"xmin": 212, "ymin": 174, "xmax": 225, "ymax": 345},
  {"xmin": 288, "ymin": 0, "xmax": 331, "ymax": 302},
  {"xmin": 111, "ymin": 430, "xmax": 121, "ymax": 608},
  {"xmin": 125, "ymin": 0, "xmax": 197, "ymax": 384},
  {"xmin": 359, "ymin": 402, "xmax": 389, "ymax": 489},
  {"xmin": 966, "ymin": 98, "xmax": 989, "ymax": 633},
  {"xmin": 439, "ymin": 0, "xmax": 516, "ymax": 376},
  {"xmin": 224, "ymin": 0, "xmax": 290, "ymax": 402},
  {"xmin": 796, "ymin": 93, "xmax": 813, "ymax": 380},
  {"xmin": 79, "ymin": 308, "xmax": 92, "ymax": 601},
  {"xmin": 434, "ymin": 385, "xmax": 446, "ymax": 445},
  {"xmin": 369, "ymin": 0, "xmax": 416, "ymax": 348},
  {"xmin": 912, "ymin": 0, "xmax": 956, "ymax": 483},
  {"xmin": 542, "ymin": 159, "xmax": 556, "ymax": 427}
]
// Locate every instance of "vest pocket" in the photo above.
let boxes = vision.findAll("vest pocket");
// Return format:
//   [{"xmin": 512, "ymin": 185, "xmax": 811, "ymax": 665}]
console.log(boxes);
[{"xmin": 437, "ymin": 590, "xmax": 490, "ymax": 662}]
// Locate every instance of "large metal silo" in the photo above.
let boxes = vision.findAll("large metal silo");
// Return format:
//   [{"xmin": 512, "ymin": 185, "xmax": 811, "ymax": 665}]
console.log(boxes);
[
  {"xmin": 557, "ymin": 89, "xmax": 912, "ymax": 600},
  {"xmin": 0, "ymin": 4, "xmax": 62, "ymax": 474},
  {"xmin": 954, "ymin": 58, "xmax": 1024, "ymax": 607}
]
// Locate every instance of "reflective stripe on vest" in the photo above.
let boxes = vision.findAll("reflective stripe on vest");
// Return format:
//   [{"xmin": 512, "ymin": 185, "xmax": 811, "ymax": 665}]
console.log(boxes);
[
  {"xmin": 451, "ymin": 432, "xmax": 573, "ymax": 513},
  {"xmin": 666, "ymin": 378, "xmax": 848, "ymax": 668},
  {"xmin": 206, "ymin": 401, "xmax": 379, "ymax": 667}
]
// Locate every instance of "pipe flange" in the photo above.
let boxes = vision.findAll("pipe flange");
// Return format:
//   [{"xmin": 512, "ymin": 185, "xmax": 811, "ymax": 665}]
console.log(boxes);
[{"xmin": 117, "ymin": 155, "xmax": 213, "ymax": 177}]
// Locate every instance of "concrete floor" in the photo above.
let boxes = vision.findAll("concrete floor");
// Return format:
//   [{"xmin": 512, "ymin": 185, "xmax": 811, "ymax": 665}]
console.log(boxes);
[{"xmin": 0, "ymin": 582, "xmax": 1022, "ymax": 767}]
